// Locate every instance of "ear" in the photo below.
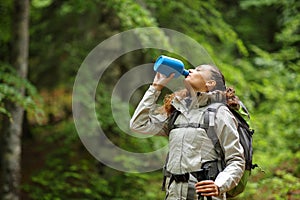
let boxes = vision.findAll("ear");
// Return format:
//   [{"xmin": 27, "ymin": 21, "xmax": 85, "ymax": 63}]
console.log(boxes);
[{"xmin": 206, "ymin": 80, "xmax": 216, "ymax": 91}]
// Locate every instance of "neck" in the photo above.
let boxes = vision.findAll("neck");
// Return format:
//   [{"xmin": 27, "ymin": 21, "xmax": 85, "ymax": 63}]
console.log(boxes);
[{"xmin": 189, "ymin": 89, "xmax": 209, "ymax": 97}]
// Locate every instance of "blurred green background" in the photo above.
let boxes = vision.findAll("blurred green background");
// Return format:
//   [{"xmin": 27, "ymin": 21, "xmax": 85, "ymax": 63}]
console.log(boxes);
[{"xmin": 0, "ymin": 0, "xmax": 299, "ymax": 199}]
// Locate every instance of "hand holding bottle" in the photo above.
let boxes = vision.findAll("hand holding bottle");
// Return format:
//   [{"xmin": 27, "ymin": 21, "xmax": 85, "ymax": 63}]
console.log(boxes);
[{"xmin": 152, "ymin": 72, "xmax": 175, "ymax": 91}]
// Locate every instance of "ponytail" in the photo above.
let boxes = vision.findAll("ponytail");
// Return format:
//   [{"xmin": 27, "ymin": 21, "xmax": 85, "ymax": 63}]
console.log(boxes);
[{"xmin": 226, "ymin": 87, "xmax": 240, "ymax": 110}]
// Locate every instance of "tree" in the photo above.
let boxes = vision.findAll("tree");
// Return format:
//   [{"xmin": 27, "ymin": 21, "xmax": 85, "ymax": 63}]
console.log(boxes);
[
  {"xmin": 0, "ymin": 0, "xmax": 297, "ymax": 199},
  {"xmin": 0, "ymin": 0, "xmax": 29, "ymax": 199}
]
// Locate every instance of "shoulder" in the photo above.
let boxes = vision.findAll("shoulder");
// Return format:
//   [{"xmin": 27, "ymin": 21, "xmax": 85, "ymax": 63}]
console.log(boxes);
[
  {"xmin": 217, "ymin": 104, "xmax": 232, "ymax": 115},
  {"xmin": 214, "ymin": 104, "xmax": 238, "ymax": 127},
  {"xmin": 206, "ymin": 103, "xmax": 230, "ymax": 115}
]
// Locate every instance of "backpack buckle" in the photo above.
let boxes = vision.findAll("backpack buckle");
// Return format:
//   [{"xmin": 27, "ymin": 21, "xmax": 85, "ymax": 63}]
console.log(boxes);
[{"xmin": 172, "ymin": 173, "xmax": 190, "ymax": 183}]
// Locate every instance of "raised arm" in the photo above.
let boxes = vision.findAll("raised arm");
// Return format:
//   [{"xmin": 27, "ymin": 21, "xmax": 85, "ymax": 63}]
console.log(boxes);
[{"xmin": 130, "ymin": 73, "xmax": 175, "ymax": 136}]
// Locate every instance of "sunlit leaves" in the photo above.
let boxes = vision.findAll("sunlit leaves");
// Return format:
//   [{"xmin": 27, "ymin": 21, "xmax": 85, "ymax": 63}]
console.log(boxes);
[{"xmin": 0, "ymin": 64, "xmax": 43, "ymax": 120}]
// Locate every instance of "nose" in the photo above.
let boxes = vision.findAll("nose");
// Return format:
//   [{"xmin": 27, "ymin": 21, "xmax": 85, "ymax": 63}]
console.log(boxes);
[{"xmin": 189, "ymin": 69, "xmax": 195, "ymax": 74}]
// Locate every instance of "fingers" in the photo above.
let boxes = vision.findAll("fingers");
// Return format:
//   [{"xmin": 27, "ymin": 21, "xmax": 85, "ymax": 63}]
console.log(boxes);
[
  {"xmin": 166, "ymin": 72, "xmax": 175, "ymax": 79},
  {"xmin": 195, "ymin": 180, "xmax": 219, "ymax": 197},
  {"xmin": 195, "ymin": 180, "xmax": 214, "ymax": 187},
  {"xmin": 155, "ymin": 72, "xmax": 175, "ymax": 80},
  {"xmin": 152, "ymin": 72, "xmax": 175, "ymax": 91}
]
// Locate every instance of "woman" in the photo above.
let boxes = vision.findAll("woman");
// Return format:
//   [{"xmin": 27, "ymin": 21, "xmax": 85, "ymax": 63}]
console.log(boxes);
[{"xmin": 130, "ymin": 64, "xmax": 245, "ymax": 200}]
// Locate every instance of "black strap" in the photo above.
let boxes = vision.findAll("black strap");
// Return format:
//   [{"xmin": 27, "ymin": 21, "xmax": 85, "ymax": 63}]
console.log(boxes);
[
  {"xmin": 204, "ymin": 104, "xmax": 226, "ymax": 169},
  {"xmin": 166, "ymin": 173, "xmax": 189, "ymax": 191},
  {"xmin": 171, "ymin": 123, "xmax": 208, "ymax": 130},
  {"xmin": 168, "ymin": 110, "xmax": 181, "ymax": 131},
  {"xmin": 187, "ymin": 180, "xmax": 196, "ymax": 200},
  {"xmin": 161, "ymin": 153, "xmax": 170, "ymax": 191}
]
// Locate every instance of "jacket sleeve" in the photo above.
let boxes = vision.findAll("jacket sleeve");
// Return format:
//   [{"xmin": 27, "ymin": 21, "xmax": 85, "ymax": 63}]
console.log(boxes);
[
  {"xmin": 214, "ymin": 106, "xmax": 245, "ymax": 194},
  {"xmin": 129, "ymin": 85, "xmax": 169, "ymax": 136}
]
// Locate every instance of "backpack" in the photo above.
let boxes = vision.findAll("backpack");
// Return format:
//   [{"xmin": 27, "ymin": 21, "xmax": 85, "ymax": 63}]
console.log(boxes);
[{"xmin": 163, "ymin": 102, "xmax": 256, "ymax": 198}]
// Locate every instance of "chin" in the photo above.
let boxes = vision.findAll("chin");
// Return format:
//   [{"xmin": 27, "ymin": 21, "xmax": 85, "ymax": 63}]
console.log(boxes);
[{"xmin": 184, "ymin": 80, "xmax": 192, "ymax": 90}]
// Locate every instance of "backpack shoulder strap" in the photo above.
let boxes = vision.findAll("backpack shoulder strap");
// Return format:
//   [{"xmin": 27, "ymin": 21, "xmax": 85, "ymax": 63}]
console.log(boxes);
[
  {"xmin": 203, "ymin": 103, "xmax": 226, "ymax": 169},
  {"xmin": 162, "ymin": 110, "xmax": 181, "ymax": 191},
  {"xmin": 168, "ymin": 109, "xmax": 181, "ymax": 131}
]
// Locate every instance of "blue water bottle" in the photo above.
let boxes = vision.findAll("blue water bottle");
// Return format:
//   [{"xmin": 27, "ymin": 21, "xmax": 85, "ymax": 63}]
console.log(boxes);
[{"xmin": 154, "ymin": 55, "xmax": 189, "ymax": 78}]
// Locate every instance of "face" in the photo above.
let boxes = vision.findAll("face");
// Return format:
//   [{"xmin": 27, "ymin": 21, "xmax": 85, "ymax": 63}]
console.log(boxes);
[{"xmin": 184, "ymin": 65, "xmax": 215, "ymax": 92}]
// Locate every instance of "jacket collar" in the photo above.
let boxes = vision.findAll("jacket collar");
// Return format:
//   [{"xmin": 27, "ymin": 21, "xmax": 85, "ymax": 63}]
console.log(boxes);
[{"xmin": 171, "ymin": 90, "xmax": 226, "ymax": 111}]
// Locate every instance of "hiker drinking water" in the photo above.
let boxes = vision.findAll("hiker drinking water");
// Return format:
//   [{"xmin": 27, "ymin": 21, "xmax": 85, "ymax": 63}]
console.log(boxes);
[{"xmin": 130, "ymin": 63, "xmax": 245, "ymax": 200}]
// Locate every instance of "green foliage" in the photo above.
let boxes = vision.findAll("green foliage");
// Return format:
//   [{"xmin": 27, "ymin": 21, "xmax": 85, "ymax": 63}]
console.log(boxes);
[
  {"xmin": 105, "ymin": 0, "xmax": 158, "ymax": 29},
  {"xmin": 0, "ymin": 64, "xmax": 43, "ymax": 120},
  {"xmin": 29, "ymin": 0, "xmax": 111, "ymax": 88},
  {"xmin": 23, "ymin": 91, "xmax": 166, "ymax": 199},
  {"xmin": 22, "ymin": 120, "xmax": 112, "ymax": 200},
  {"xmin": 31, "ymin": 0, "xmax": 52, "ymax": 8},
  {"xmin": 25, "ymin": 162, "xmax": 111, "ymax": 200},
  {"xmin": 146, "ymin": 0, "xmax": 249, "ymax": 58},
  {"xmin": 0, "ymin": 0, "xmax": 13, "ymax": 54},
  {"xmin": 240, "ymin": 168, "xmax": 300, "ymax": 200},
  {"xmin": 227, "ymin": 1, "xmax": 300, "ymax": 199},
  {"xmin": 0, "ymin": 0, "xmax": 298, "ymax": 199}
]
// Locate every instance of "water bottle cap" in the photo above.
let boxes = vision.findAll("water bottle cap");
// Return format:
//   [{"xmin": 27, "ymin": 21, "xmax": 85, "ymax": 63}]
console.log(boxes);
[{"xmin": 182, "ymin": 69, "xmax": 189, "ymax": 77}]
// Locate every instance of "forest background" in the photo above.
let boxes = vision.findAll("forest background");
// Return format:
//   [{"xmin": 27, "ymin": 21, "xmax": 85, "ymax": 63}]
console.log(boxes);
[{"xmin": 0, "ymin": 0, "xmax": 299, "ymax": 199}]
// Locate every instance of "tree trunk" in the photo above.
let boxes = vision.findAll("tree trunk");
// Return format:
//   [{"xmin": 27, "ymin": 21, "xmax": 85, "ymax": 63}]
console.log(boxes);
[{"xmin": 0, "ymin": 0, "xmax": 29, "ymax": 199}]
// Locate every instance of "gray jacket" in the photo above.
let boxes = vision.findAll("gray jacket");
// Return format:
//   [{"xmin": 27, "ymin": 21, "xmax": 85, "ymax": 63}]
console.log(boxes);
[{"xmin": 130, "ymin": 86, "xmax": 245, "ymax": 199}]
